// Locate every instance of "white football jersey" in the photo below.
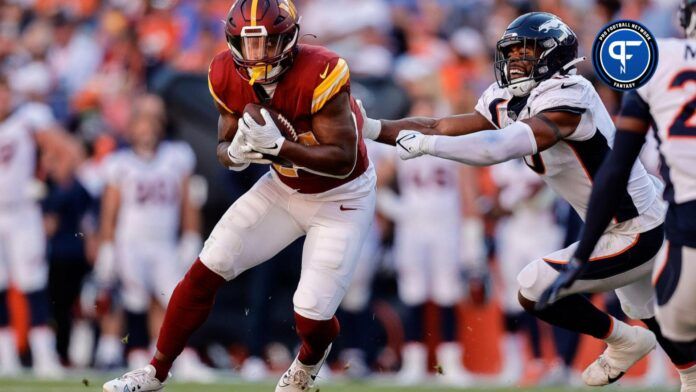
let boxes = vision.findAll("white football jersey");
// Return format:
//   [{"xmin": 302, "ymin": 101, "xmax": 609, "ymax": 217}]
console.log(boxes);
[
  {"xmin": 636, "ymin": 38, "xmax": 696, "ymax": 205},
  {"xmin": 104, "ymin": 141, "xmax": 195, "ymax": 243},
  {"xmin": 0, "ymin": 103, "xmax": 55, "ymax": 205},
  {"xmin": 396, "ymin": 153, "xmax": 462, "ymax": 224},
  {"xmin": 475, "ymin": 74, "xmax": 664, "ymax": 235}
]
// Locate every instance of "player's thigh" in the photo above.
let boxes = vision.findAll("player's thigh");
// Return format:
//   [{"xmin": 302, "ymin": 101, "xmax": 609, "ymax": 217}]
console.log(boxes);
[
  {"xmin": 294, "ymin": 191, "xmax": 376, "ymax": 320},
  {"xmin": 150, "ymin": 244, "xmax": 182, "ymax": 308},
  {"xmin": 653, "ymin": 242, "xmax": 696, "ymax": 342},
  {"xmin": 200, "ymin": 175, "xmax": 304, "ymax": 280},
  {"xmin": 117, "ymin": 244, "xmax": 150, "ymax": 313},
  {"xmin": 431, "ymin": 225, "xmax": 463, "ymax": 306},
  {"xmin": 517, "ymin": 226, "xmax": 662, "ymax": 303},
  {"xmin": 7, "ymin": 207, "xmax": 47, "ymax": 292},
  {"xmin": 393, "ymin": 226, "xmax": 429, "ymax": 306},
  {"xmin": 341, "ymin": 224, "xmax": 380, "ymax": 312}
]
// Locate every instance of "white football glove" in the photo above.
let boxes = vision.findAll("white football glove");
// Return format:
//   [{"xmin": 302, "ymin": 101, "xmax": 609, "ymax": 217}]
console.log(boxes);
[
  {"xmin": 357, "ymin": 99, "xmax": 381, "ymax": 140},
  {"xmin": 396, "ymin": 130, "xmax": 433, "ymax": 160},
  {"xmin": 227, "ymin": 128, "xmax": 268, "ymax": 171},
  {"xmin": 240, "ymin": 109, "xmax": 285, "ymax": 156}
]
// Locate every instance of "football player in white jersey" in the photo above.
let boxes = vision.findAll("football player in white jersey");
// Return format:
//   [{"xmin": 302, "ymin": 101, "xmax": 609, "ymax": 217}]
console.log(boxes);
[
  {"xmin": 542, "ymin": 2, "xmax": 696, "ymax": 390},
  {"xmin": 0, "ymin": 76, "xmax": 69, "ymax": 378},
  {"xmin": 95, "ymin": 106, "xmax": 210, "ymax": 380},
  {"xmin": 361, "ymin": 11, "xmax": 689, "ymax": 388},
  {"xmin": 377, "ymin": 150, "xmax": 483, "ymax": 386}
]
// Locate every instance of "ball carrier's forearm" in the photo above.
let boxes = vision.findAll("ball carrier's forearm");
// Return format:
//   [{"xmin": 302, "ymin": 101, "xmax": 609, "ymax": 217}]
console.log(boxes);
[{"xmin": 279, "ymin": 142, "xmax": 356, "ymax": 177}]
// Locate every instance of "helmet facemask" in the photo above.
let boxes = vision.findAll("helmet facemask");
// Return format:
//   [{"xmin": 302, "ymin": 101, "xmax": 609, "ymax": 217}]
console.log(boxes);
[
  {"xmin": 227, "ymin": 24, "xmax": 300, "ymax": 85},
  {"xmin": 495, "ymin": 36, "xmax": 558, "ymax": 97}
]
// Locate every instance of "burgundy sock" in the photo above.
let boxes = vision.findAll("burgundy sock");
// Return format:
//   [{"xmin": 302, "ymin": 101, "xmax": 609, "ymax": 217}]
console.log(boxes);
[
  {"xmin": 149, "ymin": 259, "xmax": 225, "ymax": 381},
  {"xmin": 295, "ymin": 313, "xmax": 340, "ymax": 365}
]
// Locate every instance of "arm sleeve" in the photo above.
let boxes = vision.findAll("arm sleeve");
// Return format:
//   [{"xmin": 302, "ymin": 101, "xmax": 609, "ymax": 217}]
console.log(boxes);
[
  {"xmin": 573, "ymin": 130, "xmax": 647, "ymax": 261},
  {"xmin": 424, "ymin": 121, "xmax": 537, "ymax": 166}
]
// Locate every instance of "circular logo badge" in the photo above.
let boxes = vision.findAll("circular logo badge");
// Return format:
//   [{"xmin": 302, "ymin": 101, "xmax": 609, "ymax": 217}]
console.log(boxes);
[{"xmin": 592, "ymin": 20, "xmax": 658, "ymax": 91}]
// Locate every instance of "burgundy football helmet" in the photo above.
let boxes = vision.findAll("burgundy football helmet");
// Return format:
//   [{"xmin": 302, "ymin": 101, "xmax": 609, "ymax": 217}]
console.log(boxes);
[{"xmin": 225, "ymin": 0, "xmax": 300, "ymax": 84}]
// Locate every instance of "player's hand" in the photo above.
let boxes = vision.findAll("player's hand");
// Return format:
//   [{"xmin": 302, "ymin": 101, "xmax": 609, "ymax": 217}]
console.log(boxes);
[
  {"xmin": 396, "ymin": 130, "xmax": 428, "ymax": 160},
  {"xmin": 240, "ymin": 109, "xmax": 285, "ymax": 156},
  {"xmin": 227, "ymin": 128, "xmax": 267, "ymax": 167},
  {"xmin": 536, "ymin": 257, "xmax": 587, "ymax": 310},
  {"xmin": 94, "ymin": 243, "xmax": 117, "ymax": 288}
]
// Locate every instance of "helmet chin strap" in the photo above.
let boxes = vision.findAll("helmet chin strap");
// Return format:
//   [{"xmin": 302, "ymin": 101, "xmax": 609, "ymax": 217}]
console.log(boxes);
[
  {"xmin": 248, "ymin": 64, "xmax": 282, "ymax": 85},
  {"xmin": 508, "ymin": 79, "xmax": 538, "ymax": 97}
]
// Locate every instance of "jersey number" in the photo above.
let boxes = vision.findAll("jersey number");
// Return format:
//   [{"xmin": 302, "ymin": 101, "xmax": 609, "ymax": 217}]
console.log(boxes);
[
  {"xmin": 668, "ymin": 70, "xmax": 696, "ymax": 137},
  {"xmin": 0, "ymin": 142, "xmax": 16, "ymax": 165}
]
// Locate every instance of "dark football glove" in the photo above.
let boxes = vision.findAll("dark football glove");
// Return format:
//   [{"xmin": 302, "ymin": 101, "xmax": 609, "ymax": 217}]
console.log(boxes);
[{"xmin": 535, "ymin": 257, "xmax": 587, "ymax": 311}]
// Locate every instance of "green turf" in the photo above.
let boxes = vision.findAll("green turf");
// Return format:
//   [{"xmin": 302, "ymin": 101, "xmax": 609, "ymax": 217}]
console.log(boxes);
[{"xmin": 0, "ymin": 378, "xmax": 679, "ymax": 392}]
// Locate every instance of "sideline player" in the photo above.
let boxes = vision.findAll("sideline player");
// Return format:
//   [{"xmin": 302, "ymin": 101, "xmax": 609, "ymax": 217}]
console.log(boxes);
[
  {"xmin": 540, "ymin": 1, "xmax": 696, "ymax": 390},
  {"xmin": 104, "ymin": 1, "xmax": 376, "ymax": 391},
  {"xmin": 490, "ymin": 159, "xmax": 563, "ymax": 386},
  {"xmin": 377, "ymin": 144, "xmax": 482, "ymax": 386},
  {"xmin": 95, "ymin": 101, "xmax": 211, "ymax": 380},
  {"xmin": 0, "ymin": 76, "xmax": 70, "ymax": 378},
  {"xmin": 362, "ymin": 11, "xmax": 689, "ymax": 387}
]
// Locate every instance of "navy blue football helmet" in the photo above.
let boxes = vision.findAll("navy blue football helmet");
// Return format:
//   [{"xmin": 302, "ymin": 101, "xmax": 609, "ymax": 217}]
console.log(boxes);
[
  {"xmin": 494, "ymin": 12, "xmax": 581, "ymax": 97},
  {"xmin": 680, "ymin": 0, "xmax": 696, "ymax": 38}
]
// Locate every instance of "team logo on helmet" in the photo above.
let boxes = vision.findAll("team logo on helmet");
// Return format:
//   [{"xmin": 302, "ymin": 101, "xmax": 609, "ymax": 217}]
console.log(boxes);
[
  {"xmin": 538, "ymin": 19, "xmax": 572, "ymax": 39},
  {"xmin": 592, "ymin": 20, "xmax": 658, "ymax": 91}
]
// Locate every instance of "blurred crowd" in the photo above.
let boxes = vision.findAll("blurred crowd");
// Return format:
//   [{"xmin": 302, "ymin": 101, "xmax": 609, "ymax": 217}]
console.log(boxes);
[{"xmin": 0, "ymin": 0, "xmax": 685, "ymax": 388}]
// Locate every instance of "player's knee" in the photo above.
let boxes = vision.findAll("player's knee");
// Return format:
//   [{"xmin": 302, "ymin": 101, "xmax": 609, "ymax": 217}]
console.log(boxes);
[
  {"xmin": 199, "ymin": 230, "xmax": 243, "ymax": 280},
  {"xmin": 25, "ymin": 289, "xmax": 50, "ymax": 326},
  {"xmin": 518, "ymin": 290, "xmax": 537, "ymax": 314}
]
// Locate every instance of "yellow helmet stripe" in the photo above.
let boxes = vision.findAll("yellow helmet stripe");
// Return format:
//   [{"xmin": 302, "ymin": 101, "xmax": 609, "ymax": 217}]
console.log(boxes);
[{"xmin": 250, "ymin": 0, "xmax": 259, "ymax": 26}]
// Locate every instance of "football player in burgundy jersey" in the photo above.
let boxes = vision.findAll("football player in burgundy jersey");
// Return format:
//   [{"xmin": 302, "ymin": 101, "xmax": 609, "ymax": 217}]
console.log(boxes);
[{"xmin": 103, "ymin": 1, "xmax": 376, "ymax": 391}]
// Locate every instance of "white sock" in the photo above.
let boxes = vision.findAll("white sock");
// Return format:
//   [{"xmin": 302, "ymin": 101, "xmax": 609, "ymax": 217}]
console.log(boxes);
[
  {"xmin": 28, "ymin": 327, "xmax": 60, "ymax": 365},
  {"xmin": 0, "ymin": 328, "xmax": 20, "ymax": 368},
  {"xmin": 95, "ymin": 334, "xmax": 123, "ymax": 367},
  {"xmin": 679, "ymin": 363, "xmax": 696, "ymax": 390},
  {"xmin": 603, "ymin": 317, "xmax": 631, "ymax": 345}
]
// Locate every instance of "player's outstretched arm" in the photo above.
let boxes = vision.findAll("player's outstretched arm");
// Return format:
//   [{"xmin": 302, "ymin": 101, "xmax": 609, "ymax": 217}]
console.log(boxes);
[
  {"xmin": 274, "ymin": 92, "xmax": 358, "ymax": 177},
  {"xmin": 374, "ymin": 112, "xmax": 492, "ymax": 145},
  {"xmin": 396, "ymin": 110, "xmax": 580, "ymax": 165}
]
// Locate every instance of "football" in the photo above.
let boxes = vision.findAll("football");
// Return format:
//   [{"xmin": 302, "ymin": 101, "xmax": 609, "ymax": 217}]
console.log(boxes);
[{"xmin": 243, "ymin": 103, "xmax": 298, "ymax": 167}]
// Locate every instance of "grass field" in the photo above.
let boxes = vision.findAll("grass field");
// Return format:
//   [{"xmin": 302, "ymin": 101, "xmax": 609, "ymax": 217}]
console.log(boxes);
[{"xmin": 0, "ymin": 377, "xmax": 679, "ymax": 392}]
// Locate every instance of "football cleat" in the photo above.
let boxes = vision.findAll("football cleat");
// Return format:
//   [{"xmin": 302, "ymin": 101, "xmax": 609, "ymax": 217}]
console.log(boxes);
[
  {"xmin": 395, "ymin": 343, "xmax": 428, "ymax": 385},
  {"xmin": 679, "ymin": 363, "xmax": 696, "ymax": 392},
  {"xmin": 435, "ymin": 342, "xmax": 475, "ymax": 386},
  {"xmin": 275, "ymin": 344, "xmax": 331, "ymax": 392},
  {"xmin": 582, "ymin": 325, "xmax": 656, "ymax": 386},
  {"xmin": 240, "ymin": 356, "xmax": 270, "ymax": 382},
  {"xmin": 103, "ymin": 365, "xmax": 168, "ymax": 392}
]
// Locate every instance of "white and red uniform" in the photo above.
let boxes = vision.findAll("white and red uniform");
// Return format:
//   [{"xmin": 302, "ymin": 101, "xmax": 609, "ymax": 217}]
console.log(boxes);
[
  {"xmin": 204, "ymin": 45, "xmax": 376, "ymax": 320},
  {"xmin": 0, "ymin": 103, "xmax": 55, "ymax": 292},
  {"xmin": 387, "ymin": 154, "xmax": 464, "ymax": 306},
  {"xmin": 103, "ymin": 141, "xmax": 194, "ymax": 312}
]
